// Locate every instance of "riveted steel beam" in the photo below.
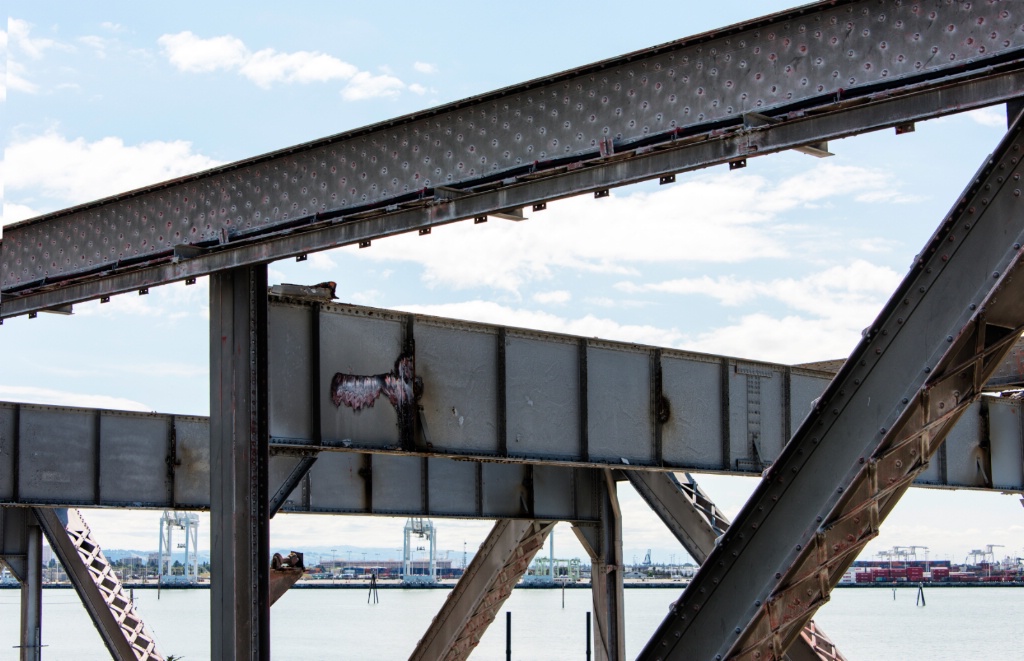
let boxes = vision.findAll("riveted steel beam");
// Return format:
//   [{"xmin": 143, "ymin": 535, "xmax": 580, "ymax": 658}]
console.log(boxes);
[
  {"xmin": 410, "ymin": 519, "xmax": 555, "ymax": 661},
  {"xmin": 2, "ymin": 298, "xmax": 1023, "ymax": 514},
  {"xmin": 639, "ymin": 110, "xmax": 1024, "ymax": 661},
  {"xmin": 5, "ymin": 2, "xmax": 1024, "ymax": 317},
  {"xmin": 209, "ymin": 265, "xmax": 270, "ymax": 661},
  {"xmin": 625, "ymin": 472, "xmax": 846, "ymax": 661}
]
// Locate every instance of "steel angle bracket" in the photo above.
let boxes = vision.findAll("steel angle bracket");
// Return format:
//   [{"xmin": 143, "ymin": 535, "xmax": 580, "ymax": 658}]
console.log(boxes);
[{"xmin": 639, "ymin": 114, "xmax": 1024, "ymax": 660}]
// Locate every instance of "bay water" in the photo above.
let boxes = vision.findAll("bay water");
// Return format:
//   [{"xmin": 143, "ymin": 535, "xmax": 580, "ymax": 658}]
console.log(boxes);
[{"xmin": 1, "ymin": 586, "xmax": 1022, "ymax": 659}]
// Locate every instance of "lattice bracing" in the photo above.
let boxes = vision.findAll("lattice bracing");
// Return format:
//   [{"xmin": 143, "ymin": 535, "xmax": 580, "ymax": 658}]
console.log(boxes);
[{"xmin": 64, "ymin": 510, "xmax": 164, "ymax": 661}]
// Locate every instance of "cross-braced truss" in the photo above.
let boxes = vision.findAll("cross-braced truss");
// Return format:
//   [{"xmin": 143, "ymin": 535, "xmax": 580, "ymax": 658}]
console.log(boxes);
[{"xmin": 4, "ymin": 2, "xmax": 1024, "ymax": 659}]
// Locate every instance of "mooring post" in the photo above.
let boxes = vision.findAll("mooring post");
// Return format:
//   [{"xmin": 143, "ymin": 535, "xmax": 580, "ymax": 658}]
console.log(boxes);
[
  {"xmin": 505, "ymin": 611, "xmax": 511, "ymax": 661},
  {"xmin": 210, "ymin": 265, "xmax": 271, "ymax": 661},
  {"xmin": 586, "ymin": 611, "xmax": 592, "ymax": 661}
]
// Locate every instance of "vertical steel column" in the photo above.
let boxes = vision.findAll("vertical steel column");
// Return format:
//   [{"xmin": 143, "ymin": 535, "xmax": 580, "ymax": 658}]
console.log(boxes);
[
  {"xmin": 20, "ymin": 520, "xmax": 42, "ymax": 661},
  {"xmin": 573, "ymin": 470, "xmax": 625, "ymax": 661},
  {"xmin": 2, "ymin": 506, "xmax": 41, "ymax": 661},
  {"xmin": 210, "ymin": 265, "xmax": 270, "ymax": 661}
]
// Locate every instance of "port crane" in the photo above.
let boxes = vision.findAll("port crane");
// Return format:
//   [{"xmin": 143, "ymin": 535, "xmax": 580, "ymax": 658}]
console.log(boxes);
[{"xmin": 402, "ymin": 518, "xmax": 437, "ymax": 585}]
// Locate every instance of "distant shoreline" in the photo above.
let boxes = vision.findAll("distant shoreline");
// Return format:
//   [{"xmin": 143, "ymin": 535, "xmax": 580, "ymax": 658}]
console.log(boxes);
[{"xmin": 4, "ymin": 580, "xmax": 1024, "ymax": 590}]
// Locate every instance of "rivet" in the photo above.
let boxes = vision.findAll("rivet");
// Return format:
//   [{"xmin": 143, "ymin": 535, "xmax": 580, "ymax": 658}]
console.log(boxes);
[{"xmin": 924, "ymin": 367, "xmax": 931, "ymax": 373}]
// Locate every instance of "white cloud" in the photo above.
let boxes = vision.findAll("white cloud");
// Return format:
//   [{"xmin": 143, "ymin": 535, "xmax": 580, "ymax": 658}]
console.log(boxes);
[
  {"xmin": 620, "ymin": 260, "xmax": 901, "ymax": 315},
  {"xmin": 307, "ymin": 252, "xmax": 338, "ymax": 271},
  {"xmin": 396, "ymin": 300, "xmax": 684, "ymax": 348},
  {"xmin": 8, "ymin": 18, "xmax": 60, "ymax": 59},
  {"xmin": 348, "ymin": 163, "xmax": 903, "ymax": 293},
  {"xmin": 157, "ymin": 31, "xmax": 248, "ymax": 73},
  {"xmin": 74, "ymin": 278, "xmax": 209, "ymax": 320},
  {"xmin": 685, "ymin": 312, "xmax": 862, "ymax": 363},
  {"xmin": 2, "ymin": 202, "xmax": 42, "ymax": 227},
  {"xmin": 408, "ymin": 83, "xmax": 427, "ymax": 95},
  {"xmin": 78, "ymin": 34, "xmax": 109, "ymax": 57},
  {"xmin": 5, "ymin": 131, "xmax": 223, "ymax": 209},
  {"xmin": 394, "ymin": 288, "xmax": 870, "ymax": 365},
  {"xmin": 413, "ymin": 61, "xmax": 437, "ymax": 74},
  {"xmin": 533, "ymin": 290, "xmax": 571, "ymax": 305},
  {"xmin": 617, "ymin": 275, "xmax": 753, "ymax": 306},
  {"xmin": 341, "ymin": 71, "xmax": 405, "ymax": 101},
  {"xmin": 158, "ymin": 31, "xmax": 405, "ymax": 99},
  {"xmin": 967, "ymin": 106, "xmax": 1009, "ymax": 129},
  {"xmin": 0, "ymin": 385, "xmax": 150, "ymax": 411},
  {"xmin": 617, "ymin": 260, "xmax": 902, "ymax": 362},
  {"xmin": 239, "ymin": 48, "xmax": 358, "ymax": 88},
  {"xmin": 100, "ymin": 22, "xmax": 125, "ymax": 33},
  {"xmin": 7, "ymin": 59, "xmax": 38, "ymax": 94},
  {"xmin": 5, "ymin": 18, "xmax": 66, "ymax": 94}
]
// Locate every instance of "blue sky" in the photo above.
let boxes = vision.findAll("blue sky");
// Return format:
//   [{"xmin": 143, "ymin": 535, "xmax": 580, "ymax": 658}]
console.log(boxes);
[{"xmin": 3, "ymin": 2, "xmax": 1024, "ymax": 573}]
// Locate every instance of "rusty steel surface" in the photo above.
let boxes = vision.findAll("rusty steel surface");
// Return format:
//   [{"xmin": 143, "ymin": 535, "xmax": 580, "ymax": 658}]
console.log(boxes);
[
  {"xmin": 625, "ymin": 471, "xmax": 845, "ymax": 661},
  {"xmin": 640, "ymin": 102, "xmax": 1024, "ymax": 661},
  {"xmin": 268, "ymin": 552, "xmax": 305, "ymax": 606},
  {"xmin": 4, "ymin": 1, "xmax": 1024, "ymax": 318}
]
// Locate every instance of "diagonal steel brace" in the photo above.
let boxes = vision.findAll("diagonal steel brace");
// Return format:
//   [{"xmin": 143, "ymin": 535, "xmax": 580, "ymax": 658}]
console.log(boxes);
[
  {"xmin": 410, "ymin": 519, "xmax": 554, "ymax": 661},
  {"xmin": 640, "ymin": 92, "xmax": 1024, "ymax": 661},
  {"xmin": 35, "ymin": 508, "xmax": 163, "ymax": 661},
  {"xmin": 626, "ymin": 471, "xmax": 846, "ymax": 661}
]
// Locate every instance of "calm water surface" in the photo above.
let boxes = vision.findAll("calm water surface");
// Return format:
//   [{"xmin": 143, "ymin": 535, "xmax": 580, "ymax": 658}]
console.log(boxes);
[{"xmin": 1, "ymin": 586, "xmax": 1022, "ymax": 659}]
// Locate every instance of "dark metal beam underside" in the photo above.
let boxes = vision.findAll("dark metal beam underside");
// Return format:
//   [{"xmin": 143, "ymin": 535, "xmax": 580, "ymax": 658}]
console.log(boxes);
[
  {"xmin": 5, "ymin": 2, "xmax": 1024, "ymax": 317},
  {"xmin": 0, "ymin": 386, "xmax": 1019, "ymax": 516}
]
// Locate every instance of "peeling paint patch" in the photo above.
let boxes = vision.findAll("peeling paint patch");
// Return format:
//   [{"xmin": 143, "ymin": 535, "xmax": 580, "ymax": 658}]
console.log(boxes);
[{"xmin": 330, "ymin": 354, "xmax": 416, "ymax": 413}]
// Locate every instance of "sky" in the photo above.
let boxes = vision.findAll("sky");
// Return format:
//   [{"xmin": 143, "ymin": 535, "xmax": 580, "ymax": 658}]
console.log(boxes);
[{"xmin": 2, "ymin": 1, "xmax": 1024, "ymax": 577}]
